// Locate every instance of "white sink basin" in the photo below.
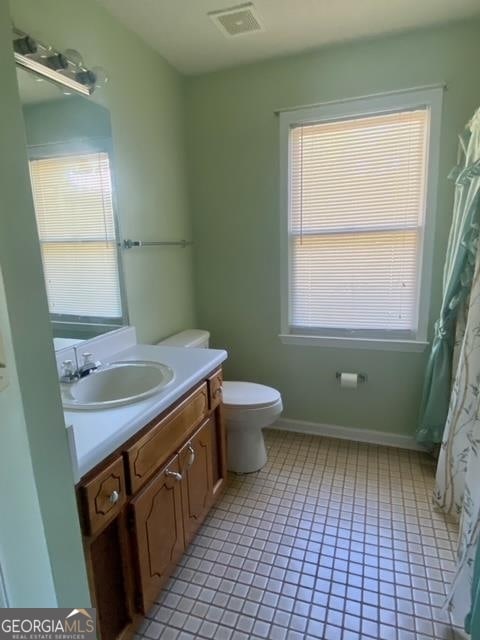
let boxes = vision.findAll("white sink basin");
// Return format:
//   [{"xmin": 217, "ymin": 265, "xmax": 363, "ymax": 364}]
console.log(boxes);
[{"xmin": 62, "ymin": 360, "xmax": 174, "ymax": 410}]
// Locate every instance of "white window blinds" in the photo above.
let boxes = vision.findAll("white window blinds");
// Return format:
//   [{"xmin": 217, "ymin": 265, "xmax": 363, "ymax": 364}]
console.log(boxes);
[
  {"xmin": 288, "ymin": 108, "xmax": 429, "ymax": 336},
  {"xmin": 29, "ymin": 152, "xmax": 123, "ymax": 321}
]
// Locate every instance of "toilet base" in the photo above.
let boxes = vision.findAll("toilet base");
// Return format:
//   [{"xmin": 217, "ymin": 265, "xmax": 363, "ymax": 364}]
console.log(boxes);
[{"xmin": 227, "ymin": 427, "xmax": 267, "ymax": 473}]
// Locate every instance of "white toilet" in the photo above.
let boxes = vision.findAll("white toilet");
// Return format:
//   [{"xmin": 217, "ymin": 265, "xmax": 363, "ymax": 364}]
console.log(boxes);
[{"xmin": 158, "ymin": 330, "xmax": 283, "ymax": 473}]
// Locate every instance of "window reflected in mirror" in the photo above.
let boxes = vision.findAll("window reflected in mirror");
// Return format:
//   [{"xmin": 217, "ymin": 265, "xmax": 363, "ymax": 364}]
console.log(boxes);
[{"xmin": 15, "ymin": 66, "xmax": 128, "ymax": 343}]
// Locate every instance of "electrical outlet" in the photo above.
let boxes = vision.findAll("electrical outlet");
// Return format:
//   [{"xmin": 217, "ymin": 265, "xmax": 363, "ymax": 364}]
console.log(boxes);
[{"xmin": 0, "ymin": 332, "xmax": 8, "ymax": 392}]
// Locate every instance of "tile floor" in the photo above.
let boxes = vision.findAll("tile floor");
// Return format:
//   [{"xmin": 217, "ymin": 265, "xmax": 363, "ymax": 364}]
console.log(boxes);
[{"xmin": 136, "ymin": 429, "xmax": 462, "ymax": 640}]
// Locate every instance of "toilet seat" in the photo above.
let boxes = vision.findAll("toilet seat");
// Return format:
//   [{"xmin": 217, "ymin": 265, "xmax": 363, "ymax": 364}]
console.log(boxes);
[{"xmin": 222, "ymin": 381, "xmax": 281, "ymax": 409}]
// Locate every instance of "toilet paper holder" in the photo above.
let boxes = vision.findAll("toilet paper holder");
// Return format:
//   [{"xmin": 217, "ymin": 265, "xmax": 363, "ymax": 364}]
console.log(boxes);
[{"xmin": 335, "ymin": 372, "xmax": 368, "ymax": 384}]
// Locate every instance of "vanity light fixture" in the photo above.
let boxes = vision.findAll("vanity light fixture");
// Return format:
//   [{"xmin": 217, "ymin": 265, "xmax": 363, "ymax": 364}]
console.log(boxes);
[
  {"xmin": 13, "ymin": 34, "xmax": 37, "ymax": 55},
  {"xmin": 45, "ymin": 53, "xmax": 69, "ymax": 71},
  {"xmin": 12, "ymin": 26, "xmax": 108, "ymax": 97},
  {"xmin": 75, "ymin": 69, "xmax": 97, "ymax": 86}
]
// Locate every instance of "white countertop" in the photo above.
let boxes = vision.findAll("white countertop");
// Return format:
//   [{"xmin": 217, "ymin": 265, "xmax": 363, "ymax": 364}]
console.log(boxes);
[{"xmin": 65, "ymin": 343, "xmax": 227, "ymax": 481}]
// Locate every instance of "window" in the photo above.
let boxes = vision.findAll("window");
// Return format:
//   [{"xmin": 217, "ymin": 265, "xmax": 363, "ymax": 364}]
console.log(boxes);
[
  {"xmin": 29, "ymin": 150, "xmax": 126, "ymax": 326},
  {"xmin": 279, "ymin": 89, "xmax": 442, "ymax": 350}
]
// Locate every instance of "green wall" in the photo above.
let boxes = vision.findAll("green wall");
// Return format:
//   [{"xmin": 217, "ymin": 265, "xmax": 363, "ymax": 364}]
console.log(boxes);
[
  {"xmin": 0, "ymin": 1, "xmax": 89, "ymax": 606},
  {"xmin": 11, "ymin": 0, "xmax": 196, "ymax": 345},
  {"xmin": 0, "ymin": 270, "xmax": 57, "ymax": 606},
  {"xmin": 186, "ymin": 19, "xmax": 480, "ymax": 437}
]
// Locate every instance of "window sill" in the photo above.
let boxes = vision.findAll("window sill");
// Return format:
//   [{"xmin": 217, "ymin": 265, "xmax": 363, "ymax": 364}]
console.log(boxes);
[{"xmin": 279, "ymin": 334, "xmax": 429, "ymax": 352}]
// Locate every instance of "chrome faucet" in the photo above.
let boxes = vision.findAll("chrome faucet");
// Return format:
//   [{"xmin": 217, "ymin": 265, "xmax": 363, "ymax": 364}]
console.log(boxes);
[
  {"xmin": 60, "ymin": 353, "xmax": 102, "ymax": 384},
  {"xmin": 78, "ymin": 352, "xmax": 102, "ymax": 378},
  {"xmin": 60, "ymin": 359, "xmax": 80, "ymax": 384}
]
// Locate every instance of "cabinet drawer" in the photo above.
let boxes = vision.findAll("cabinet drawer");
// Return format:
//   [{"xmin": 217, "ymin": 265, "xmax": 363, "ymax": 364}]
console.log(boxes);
[
  {"xmin": 126, "ymin": 383, "xmax": 209, "ymax": 493},
  {"xmin": 79, "ymin": 457, "xmax": 126, "ymax": 536},
  {"xmin": 208, "ymin": 369, "xmax": 223, "ymax": 409}
]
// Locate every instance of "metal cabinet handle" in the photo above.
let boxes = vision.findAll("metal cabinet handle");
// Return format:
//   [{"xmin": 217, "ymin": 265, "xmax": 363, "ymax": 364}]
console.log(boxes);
[
  {"xmin": 187, "ymin": 444, "xmax": 195, "ymax": 468},
  {"xmin": 109, "ymin": 490, "xmax": 120, "ymax": 504},
  {"xmin": 165, "ymin": 470, "xmax": 182, "ymax": 481}
]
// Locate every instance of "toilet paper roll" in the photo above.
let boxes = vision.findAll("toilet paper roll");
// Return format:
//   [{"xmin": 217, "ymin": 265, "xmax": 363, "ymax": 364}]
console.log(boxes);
[{"xmin": 340, "ymin": 372, "xmax": 358, "ymax": 389}]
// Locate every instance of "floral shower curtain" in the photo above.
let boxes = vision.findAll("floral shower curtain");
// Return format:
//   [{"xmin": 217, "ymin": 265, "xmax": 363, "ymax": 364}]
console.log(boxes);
[
  {"xmin": 435, "ymin": 253, "xmax": 480, "ymax": 628},
  {"xmin": 434, "ymin": 107, "xmax": 480, "ymax": 633}
]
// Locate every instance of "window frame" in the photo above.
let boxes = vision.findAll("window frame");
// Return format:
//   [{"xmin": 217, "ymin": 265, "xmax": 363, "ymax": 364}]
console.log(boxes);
[
  {"xmin": 28, "ymin": 138, "xmax": 129, "ymax": 333},
  {"xmin": 279, "ymin": 87, "xmax": 443, "ymax": 351}
]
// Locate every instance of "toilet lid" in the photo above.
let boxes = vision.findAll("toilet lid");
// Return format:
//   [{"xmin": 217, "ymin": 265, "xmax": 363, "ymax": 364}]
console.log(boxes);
[{"xmin": 222, "ymin": 381, "xmax": 281, "ymax": 409}]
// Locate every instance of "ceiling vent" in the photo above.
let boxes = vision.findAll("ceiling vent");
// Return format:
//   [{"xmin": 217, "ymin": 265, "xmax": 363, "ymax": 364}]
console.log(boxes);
[{"xmin": 208, "ymin": 3, "xmax": 264, "ymax": 37}]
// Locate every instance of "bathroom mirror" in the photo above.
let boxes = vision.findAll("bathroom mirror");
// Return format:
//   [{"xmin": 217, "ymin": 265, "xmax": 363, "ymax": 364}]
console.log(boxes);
[{"xmin": 15, "ymin": 66, "xmax": 128, "ymax": 346}]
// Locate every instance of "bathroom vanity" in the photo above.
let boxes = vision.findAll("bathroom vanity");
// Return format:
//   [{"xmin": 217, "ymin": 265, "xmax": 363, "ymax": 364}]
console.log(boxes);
[
  {"xmin": 60, "ymin": 331, "xmax": 227, "ymax": 640},
  {"xmin": 76, "ymin": 366, "xmax": 225, "ymax": 640}
]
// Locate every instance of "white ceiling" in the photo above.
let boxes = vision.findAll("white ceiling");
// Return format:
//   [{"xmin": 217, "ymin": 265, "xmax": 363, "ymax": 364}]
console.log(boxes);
[{"xmin": 98, "ymin": 0, "xmax": 480, "ymax": 75}]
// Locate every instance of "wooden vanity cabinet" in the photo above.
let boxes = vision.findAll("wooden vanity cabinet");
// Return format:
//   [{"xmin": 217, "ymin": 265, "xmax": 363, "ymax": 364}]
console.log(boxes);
[{"xmin": 77, "ymin": 368, "xmax": 227, "ymax": 640}]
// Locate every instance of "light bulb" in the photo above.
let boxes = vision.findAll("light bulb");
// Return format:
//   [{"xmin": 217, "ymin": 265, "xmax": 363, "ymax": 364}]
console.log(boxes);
[
  {"xmin": 91, "ymin": 66, "xmax": 109, "ymax": 88},
  {"xmin": 39, "ymin": 44, "xmax": 54, "ymax": 59},
  {"xmin": 64, "ymin": 48, "xmax": 84, "ymax": 68}
]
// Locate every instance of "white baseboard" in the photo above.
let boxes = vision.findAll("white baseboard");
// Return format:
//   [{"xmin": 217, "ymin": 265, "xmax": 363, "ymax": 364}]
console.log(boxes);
[{"xmin": 273, "ymin": 417, "xmax": 426, "ymax": 451}]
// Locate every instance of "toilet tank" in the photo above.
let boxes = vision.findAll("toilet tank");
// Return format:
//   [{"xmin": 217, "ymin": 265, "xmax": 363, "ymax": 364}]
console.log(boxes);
[{"xmin": 158, "ymin": 329, "xmax": 210, "ymax": 348}]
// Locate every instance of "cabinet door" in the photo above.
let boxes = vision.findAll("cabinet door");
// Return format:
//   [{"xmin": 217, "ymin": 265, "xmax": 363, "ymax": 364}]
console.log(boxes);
[
  {"xmin": 179, "ymin": 418, "xmax": 214, "ymax": 546},
  {"xmin": 129, "ymin": 456, "xmax": 184, "ymax": 614}
]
